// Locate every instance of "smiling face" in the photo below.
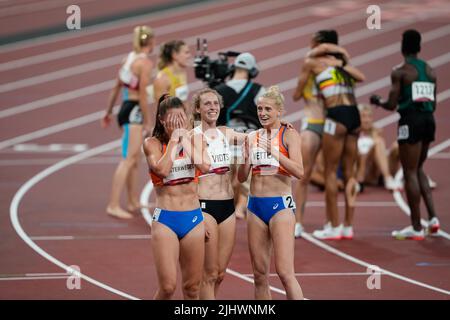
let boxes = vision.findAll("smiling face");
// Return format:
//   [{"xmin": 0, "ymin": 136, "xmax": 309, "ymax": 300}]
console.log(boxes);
[
  {"xmin": 173, "ymin": 44, "xmax": 191, "ymax": 68},
  {"xmin": 257, "ymin": 97, "xmax": 281, "ymax": 128},
  {"xmin": 197, "ymin": 92, "xmax": 221, "ymax": 124}
]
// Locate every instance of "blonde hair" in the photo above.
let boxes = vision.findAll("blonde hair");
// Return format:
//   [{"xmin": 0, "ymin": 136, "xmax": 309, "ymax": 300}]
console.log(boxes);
[
  {"xmin": 260, "ymin": 85, "xmax": 285, "ymax": 111},
  {"xmin": 133, "ymin": 25, "xmax": 154, "ymax": 52},
  {"xmin": 357, "ymin": 103, "xmax": 372, "ymax": 115}
]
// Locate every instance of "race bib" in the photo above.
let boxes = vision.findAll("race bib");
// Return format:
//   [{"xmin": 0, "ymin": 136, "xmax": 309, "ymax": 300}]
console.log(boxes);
[
  {"xmin": 398, "ymin": 125, "xmax": 409, "ymax": 140},
  {"xmin": 301, "ymin": 119, "xmax": 308, "ymax": 131},
  {"xmin": 412, "ymin": 81, "xmax": 435, "ymax": 102},
  {"xmin": 282, "ymin": 195, "xmax": 296, "ymax": 209},
  {"xmin": 175, "ymin": 85, "xmax": 189, "ymax": 101},
  {"xmin": 324, "ymin": 119, "xmax": 337, "ymax": 136},
  {"xmin": 152, "ymin": 208, "xmax": 161, "ymax": 221}
]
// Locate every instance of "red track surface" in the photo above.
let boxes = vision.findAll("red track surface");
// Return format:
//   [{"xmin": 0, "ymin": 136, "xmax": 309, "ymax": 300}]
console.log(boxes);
[{"xmin": 0, "ymin": 0, "xmax": 449, "ymax": 300}]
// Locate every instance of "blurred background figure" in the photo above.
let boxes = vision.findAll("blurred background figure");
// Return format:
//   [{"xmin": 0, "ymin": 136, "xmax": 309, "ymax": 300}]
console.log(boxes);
[
  {"xmin": 101, "ymin": 25, "xmax": 155, "ymax": 219},
  {"xmin": 356, "ymin": 103, "xmax": 402, "ymax": 192},
  {"xmin": 291, "ymin": 30, "xmax": 350, "ymax": 238},
  {"xmin": 153, "ymin": 40, "xmax": 191, "ymax": 116},
  {"xmin": 370, "ymin": 29, "xmax": 440, "ymax": 240}
]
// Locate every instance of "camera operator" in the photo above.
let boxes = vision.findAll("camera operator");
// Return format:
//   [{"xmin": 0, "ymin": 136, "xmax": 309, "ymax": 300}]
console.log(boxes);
[
  {"xmin": 214, "ymin": 52, "xmax": 266, "ymax": 132},
  {"xmin": 211, "ymin": 53, "xmax": 265, "ymax": 219}
]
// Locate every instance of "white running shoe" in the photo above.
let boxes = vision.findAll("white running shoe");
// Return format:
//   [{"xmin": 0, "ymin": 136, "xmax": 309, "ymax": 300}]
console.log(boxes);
[
  {"xmin": 392, "ymin": 226, "xmax": 425, "ymax": 240},
  {"xmin": 385, "ymin": 176, "xmax": 401, "ymax": 191},
  {"xmin": 313, "ymin": 225, "xmax": 342, "ymax": 240},
  {"xmin": 294, "ymin": 223, "xmax": 304, "ymax": 238},
  {"xmin": 427, "ymin": 217, "xmax": 440, "ymax": 235},
  {"xmin": 341, "ymin": 225, "xmax": 354, "ymax": 240},
  {"xmin": 323, "ymin": 222, "xmax": 332, "ymax": 230}
]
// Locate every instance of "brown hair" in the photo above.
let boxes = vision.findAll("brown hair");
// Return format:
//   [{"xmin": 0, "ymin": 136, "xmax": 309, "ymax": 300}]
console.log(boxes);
[
  {"xmin": 152, "ymin": 94, "xmax": 185, "ymax": 144},
  {"xmin": 191, "ymin": 88, "xmax": 224, "ymax": 123},
  {"xmin": 158, "ymin": 40, "xmax": 186, "ymax": 70}
]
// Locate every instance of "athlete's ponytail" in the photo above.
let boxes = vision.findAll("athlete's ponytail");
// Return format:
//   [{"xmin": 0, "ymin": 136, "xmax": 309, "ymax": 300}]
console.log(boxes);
[{"xmin": 133, "ymin": 25, "xmax": 154, "ymax": 52}]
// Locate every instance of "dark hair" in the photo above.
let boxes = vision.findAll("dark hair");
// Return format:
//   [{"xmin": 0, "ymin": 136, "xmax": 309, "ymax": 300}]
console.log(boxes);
[
  {"xmin": 152, "ymin": 94, "xmax": 185, "ymax": 144},
  {"xmin": 336, "ymin": 67, "xmax": 356, "ymax": 105},
  {"xmin": 313, "ymin": 30, "xmax": 339, "ymax": 45},
  {"xmin": 402, "ymin": 29, "xmax": 421, "ymax": 55},
  {"xmin": 158, "ymin": 40, "xmax": 186, "ymax": 70}
]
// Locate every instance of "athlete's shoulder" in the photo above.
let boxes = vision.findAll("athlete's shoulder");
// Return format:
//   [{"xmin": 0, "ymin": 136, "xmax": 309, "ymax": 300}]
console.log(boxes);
[
  {"xmin": 303, "ymin": 57, "xmax": 317, "ymax": 69},
  {"xmin": 143, "ymin": 137, "xmax": 162, "ymax": 155},
  {"xmin": 391, "ymin": 64, "xmax": 405, "ymax": 80},
  {"xmin": 283, "ymin": 125, "xmax": 300, "ymax": 140}
]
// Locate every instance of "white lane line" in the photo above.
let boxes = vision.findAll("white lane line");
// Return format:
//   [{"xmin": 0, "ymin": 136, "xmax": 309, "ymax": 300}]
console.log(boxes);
[
  {"xmin": 393, "ymin": 139, "xmax": 450, "ymax": 241},
  {"xmin": 307, "ymin": 201, "xmax": 398, "ymax": 207},
  {"xmin": 0, "ymin": 106, "xmax": 119, "ymax": 150},
  {"xmin": 0, "ymin": 81, "xmax": 114, "ymax": 119},
  {"xmin": 0, "ymin": 276, "xmax": 70, "ymax": 281},
  {"xmin": 0, "ymin": 0, "xmax": 299, "ymax": 72},
  {"xmin": 430, "ymin": 152, "xmax": 450, "ymax": 159},
  {"xmin": 225, "ymin": 268, "xmax": 287, "ymax": 296},
  {"xmin": 302, "ymin": 233, "xmax": 450, "ymax": 295},
  {"xmin": 30, "ymin": 234, "xmax": 152, "ymax": 241},
  {"xmin": 30, "ymin": 236, "xmax": 75, "ymax": 241},
  {"xmin": 241, "ymin": 272, "xmax": 373, "ymax": 277},
  {"xmin": 0, "ymin": 0, "xmax": 243, "ymax": 53},
  {"xmin": 0, "ymin": 156, "xmax": 122, "ymax": 166},
  {"xmin": 10, "ymin": 139, "xmax": 141, "ymax": 300}
]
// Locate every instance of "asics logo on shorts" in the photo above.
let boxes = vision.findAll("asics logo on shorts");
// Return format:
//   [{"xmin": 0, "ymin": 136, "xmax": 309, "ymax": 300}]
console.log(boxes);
[
  {"xmin": 192, "ymin": 216, "xmax": 198, "ymax": 223},
  {"xmin": 273, "ymin": 203, "xmax": 279, "ymax": 210}
]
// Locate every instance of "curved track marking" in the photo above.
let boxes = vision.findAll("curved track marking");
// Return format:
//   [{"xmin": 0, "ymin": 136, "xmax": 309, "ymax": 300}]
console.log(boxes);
[
  {"xmin": 302, "ymin": 234, "xmax": 450, "ymax": 295},
  {"xmin": 10, "ymin": 139, "xmax": 140, "ymax": 300}
]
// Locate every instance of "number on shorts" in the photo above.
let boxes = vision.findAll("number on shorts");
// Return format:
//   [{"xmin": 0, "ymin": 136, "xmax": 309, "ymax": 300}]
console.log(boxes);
[
  {"xmin": 282, "ymin": 195, "xmax": 296, "ymax": 209},
  {"xmin": 398, "ymin": 125, "xmax": 409, "ymax": 140},
  {"xmin": 324, "ymin": 119, "xmax": 337, "ymax": 136}
]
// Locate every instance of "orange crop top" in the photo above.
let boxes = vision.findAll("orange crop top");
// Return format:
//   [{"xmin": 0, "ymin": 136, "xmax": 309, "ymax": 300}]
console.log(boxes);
[
  {"xmin": 250, "ymin": 125, "xmax": 290, "ymax": 177},
  {"xmin": 150, "ymin": 143, "xmax": 199, "ymax": 187}
]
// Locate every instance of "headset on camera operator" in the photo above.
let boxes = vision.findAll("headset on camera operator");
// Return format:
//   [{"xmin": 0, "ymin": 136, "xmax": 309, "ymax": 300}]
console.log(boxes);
[{"xmin": 214, "ymin": 53, "xmax": 266, "ymax": 132}]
